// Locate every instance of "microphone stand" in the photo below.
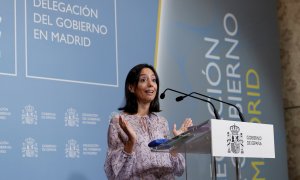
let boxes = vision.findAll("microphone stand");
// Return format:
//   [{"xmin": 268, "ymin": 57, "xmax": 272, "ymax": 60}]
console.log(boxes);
[
  {"xmin": 177, "ymin": 92, "xmax": 245, "ymax": 122},
  {"xmin": 160, "ymin": 88, "xmax": 219, "ymax": 180},
  {"xmin": 160, "ymin": 88, "xmax": 220, "ymax": 119},
  {"xmin": 177, "ymin": 91, "xmax": 245, "ymax": 180}
]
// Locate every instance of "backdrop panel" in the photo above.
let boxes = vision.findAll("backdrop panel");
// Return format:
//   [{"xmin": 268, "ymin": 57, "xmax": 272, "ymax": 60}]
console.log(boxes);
[
  {"xmin": 0, "ymin": 0, "xmax": 158, "ymax": 179},
  {"xmin": 0, "ymin": 0, "xmax": 289, "ymax": 179},
  {"xmin": 156, "ymin": 0, "xmax": 288, "ymax": 179}
]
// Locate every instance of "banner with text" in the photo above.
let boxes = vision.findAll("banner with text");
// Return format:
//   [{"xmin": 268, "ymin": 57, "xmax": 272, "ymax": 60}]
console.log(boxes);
[
  {"xmin": 0, "ymin": 0, "xmax": 158, "ymax": 179},
  {"xmin": 156, "ymin": 0, "xmax": 288, "ymax": 179}
]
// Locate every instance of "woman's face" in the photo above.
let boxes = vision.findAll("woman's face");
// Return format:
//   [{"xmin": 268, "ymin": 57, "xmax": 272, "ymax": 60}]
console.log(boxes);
[{"xmin": 131, "ymin": 68, "xmax": 157, "ymax": 104}]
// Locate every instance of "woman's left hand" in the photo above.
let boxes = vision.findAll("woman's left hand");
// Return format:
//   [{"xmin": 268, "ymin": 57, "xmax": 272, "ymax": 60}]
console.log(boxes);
[{"xmin": 172, "ymin": 118, "xmax": 193, "ymax": 136}]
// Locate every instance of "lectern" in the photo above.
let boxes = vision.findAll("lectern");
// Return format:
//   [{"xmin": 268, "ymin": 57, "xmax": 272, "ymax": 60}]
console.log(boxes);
[{"xmin": 151, "ymin": 119, "xmax": 275, "ymax": 180}]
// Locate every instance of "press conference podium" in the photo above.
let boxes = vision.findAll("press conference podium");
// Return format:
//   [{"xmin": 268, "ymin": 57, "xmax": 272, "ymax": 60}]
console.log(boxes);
[{"xmin": 151, "ymin": 119, "xmax": 275, "ymax": 180}]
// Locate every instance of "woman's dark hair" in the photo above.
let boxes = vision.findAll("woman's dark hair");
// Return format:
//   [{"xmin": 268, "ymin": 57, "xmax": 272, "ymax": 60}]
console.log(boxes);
[{"xmin": 119, "ymin": 64, "xmax": 161, "ymax": 114}]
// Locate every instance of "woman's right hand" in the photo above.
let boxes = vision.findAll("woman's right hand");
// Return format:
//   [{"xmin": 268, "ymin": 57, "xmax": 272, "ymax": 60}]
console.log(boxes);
[{"xmin": 119, "ymin": 116, "xmax": 137, "ymax": 154}]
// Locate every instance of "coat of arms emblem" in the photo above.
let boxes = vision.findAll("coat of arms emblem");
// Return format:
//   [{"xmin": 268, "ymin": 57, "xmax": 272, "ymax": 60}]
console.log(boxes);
[{"xmin": 227, "ymin": 124, "xmax": 244, "ymax": 154}]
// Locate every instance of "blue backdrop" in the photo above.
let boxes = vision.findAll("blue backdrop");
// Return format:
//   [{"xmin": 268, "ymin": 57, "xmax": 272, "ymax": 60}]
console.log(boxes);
[
  {"xmin": 0, "ymin": 0, "xmax": 158, "ymax": 179},
  {"xmin": 0, "ymin": 0, "xmax": 288, "ymax": 179}
]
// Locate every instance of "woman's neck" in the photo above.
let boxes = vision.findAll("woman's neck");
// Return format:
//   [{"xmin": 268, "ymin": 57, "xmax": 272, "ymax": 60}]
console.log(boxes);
[{"xmin": 137, "ymin": 102, "xmax": 150, "ymax": 116}]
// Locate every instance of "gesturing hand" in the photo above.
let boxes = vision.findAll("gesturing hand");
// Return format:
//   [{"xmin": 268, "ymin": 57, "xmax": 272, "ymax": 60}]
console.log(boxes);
[
  {"xmin": 172, "ymin": 118, "xmax": 193, "ymax": 136},
  {"xmin": 119, "ymin": 116, "xmax": 136, "ymax": 154}
]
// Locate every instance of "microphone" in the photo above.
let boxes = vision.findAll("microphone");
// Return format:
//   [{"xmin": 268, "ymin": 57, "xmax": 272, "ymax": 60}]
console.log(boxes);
[
  {"xmin": 177, "ymin": 92, "xmax": 245, "ymax": 122},
  {"xmin": 178, "ymin": 92, "xmax": 244, "ymax": 180},
  {"xmin": 159, "ymin": 88, "xmax": 169, "ymax": 99},
  {"xmin": 162, "ymin": 88, "xmax": 222, "ymax": 180},
  {"xmin": 175, "ymin": 96, "xmax": 184, "ymax": 102},
  {"xmin": 160, "ymin": 88, "xmax": 220, "ymax": 119}
]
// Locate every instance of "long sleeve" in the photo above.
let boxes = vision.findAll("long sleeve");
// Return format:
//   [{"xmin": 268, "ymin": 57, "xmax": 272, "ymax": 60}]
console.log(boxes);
[
  {"xmin": 170, "ymin": 153, "xmax": 185, "ymax": 176},
  {"xmin": 104, "ymin": 113, "xmax": 186, "ymax": 179},
  {"xmin": 104, "ymin": 116, "xmax": 136, "ymax": 180},
  {"xmin": 161, "ymin": 117, "xmax": 185, "ymax": 176}
]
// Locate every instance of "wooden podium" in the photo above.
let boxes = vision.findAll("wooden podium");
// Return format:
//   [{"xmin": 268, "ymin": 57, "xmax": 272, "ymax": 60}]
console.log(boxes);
[{"xmin": 151, "ymin": 119, "xmax": 275, "ymax": 180}]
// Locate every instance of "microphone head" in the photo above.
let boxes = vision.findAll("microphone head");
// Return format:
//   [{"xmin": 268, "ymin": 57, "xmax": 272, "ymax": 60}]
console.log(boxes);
[
  {"xmin": 175, "ymin": 96, "xmax": 184, "ymax": 102},
  {"xmin": 160, "ymin": 93, "xmax": 165, "ymax": 99}
]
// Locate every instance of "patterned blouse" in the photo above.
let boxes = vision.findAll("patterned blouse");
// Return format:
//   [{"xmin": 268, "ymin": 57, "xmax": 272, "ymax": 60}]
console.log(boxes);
[{"xmin": 104, "ymin": 112, "xmax": 185, "ymax": 180}]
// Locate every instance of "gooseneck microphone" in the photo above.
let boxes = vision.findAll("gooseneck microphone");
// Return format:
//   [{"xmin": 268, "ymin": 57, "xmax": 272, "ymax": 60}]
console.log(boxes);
[
  {"xmin": 176, "ymin": 92, "xmax": 245, "ymax": 122},
  {"xmin": 159, "ymin": 88, "xmax": 171, "ymax": 99},
  {"xmin": 161, "ymin": 88, "xmax": 220, "ymax": 179},
  {"xmin": 176, "ymin": 91, "xmax": 244, "ymax": 180},
  {"xmin": 160, "ymin": 88, "xmax": 220, "ymax": 119}
]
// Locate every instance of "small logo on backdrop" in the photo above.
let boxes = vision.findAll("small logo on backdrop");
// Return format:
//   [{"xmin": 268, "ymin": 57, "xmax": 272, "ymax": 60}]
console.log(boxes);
[
  {"xmin": 227, "ymin": 124, "xmax": 244, "ymax": 154},
  {"xmin": 22, "ymin": 105, "xmax": 38, "ymax": 125},
  {"xmin": 64, "ymin": 108, "xmax": 79, "ymax": 127},
  {"xmin": 22, "ymin": 137, "xmax": 38, "ymax": 158},
  {"xmin": 65, "ymin": 139, "xmax": 80, "ymax": 158}
]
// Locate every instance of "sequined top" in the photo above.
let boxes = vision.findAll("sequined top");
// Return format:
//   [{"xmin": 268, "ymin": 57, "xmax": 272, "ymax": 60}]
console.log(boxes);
[{"xmin": 104, "ymin": 112, "xmax": 185, "ymax": 180}]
